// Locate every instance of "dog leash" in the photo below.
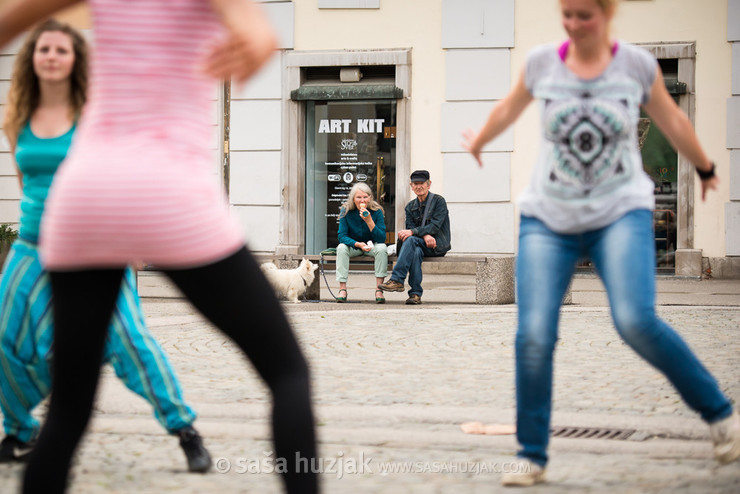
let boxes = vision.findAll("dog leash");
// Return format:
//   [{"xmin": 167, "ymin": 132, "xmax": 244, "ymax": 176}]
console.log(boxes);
[{"xmin": 319, "ymin": 249, "xmax": 338, "ymax": 301}]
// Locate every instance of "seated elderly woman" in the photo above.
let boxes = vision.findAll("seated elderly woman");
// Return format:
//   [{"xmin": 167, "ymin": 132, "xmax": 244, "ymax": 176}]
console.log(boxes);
[{"xmin": 335, "ymin": 183, "xmax": 388, "ymax": 303}]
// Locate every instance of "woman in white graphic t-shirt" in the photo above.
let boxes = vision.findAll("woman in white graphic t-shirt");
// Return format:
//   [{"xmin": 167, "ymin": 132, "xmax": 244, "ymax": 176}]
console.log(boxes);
[{"xmin": 463, "ymin": 0, "xmax": 735, "ymax": 487}]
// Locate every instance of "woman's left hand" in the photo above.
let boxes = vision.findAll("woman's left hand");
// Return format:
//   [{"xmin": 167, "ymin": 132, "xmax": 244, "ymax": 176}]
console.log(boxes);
[
  {"xmin": 359, "ymin": 206, "xmax": 373, "ymax": 223},
  {"xmin": 461, "ymin": 128, "xmax": 483, "ymax": 167},
  {"xmin": 700, "ymin": 175, "xmax": 719, "ymax": 201}
]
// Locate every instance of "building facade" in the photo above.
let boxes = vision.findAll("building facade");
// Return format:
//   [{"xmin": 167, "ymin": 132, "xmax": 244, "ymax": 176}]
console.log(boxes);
[{"xmin": 1, "ymin": 0, "xmax": 738, "ymax": 277}]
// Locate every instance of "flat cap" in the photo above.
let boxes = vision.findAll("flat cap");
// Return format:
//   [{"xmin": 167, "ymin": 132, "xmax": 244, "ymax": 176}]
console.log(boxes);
[{"xmin": 410, "ymin": 170, "xmax": 430, "ymax": 182}]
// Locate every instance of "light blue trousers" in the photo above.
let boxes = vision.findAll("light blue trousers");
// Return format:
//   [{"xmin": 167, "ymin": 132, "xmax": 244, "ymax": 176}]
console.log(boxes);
[
  {"xmin": 335, "ymin": 243, "xmax": 388, "ymax": 282},
  {"xmin": 0, "ymin": 239, "xmax": 196, "ymax": 442}
]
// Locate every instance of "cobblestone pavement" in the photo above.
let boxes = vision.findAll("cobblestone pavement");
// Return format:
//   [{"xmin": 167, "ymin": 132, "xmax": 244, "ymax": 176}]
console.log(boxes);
[{"xmin": 1, "ymin": 274, "xmax": 739, "ymax": 493}]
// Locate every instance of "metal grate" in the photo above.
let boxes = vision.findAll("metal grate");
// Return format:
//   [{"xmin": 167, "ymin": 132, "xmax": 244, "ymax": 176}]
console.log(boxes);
[{"xmin": 551, "ymin": 427, "xmax": 636, "ymax": 440}]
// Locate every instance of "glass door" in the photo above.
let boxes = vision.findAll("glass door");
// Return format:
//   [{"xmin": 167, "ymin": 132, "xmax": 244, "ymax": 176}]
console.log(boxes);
[
  {"xmin": 640, "ymin": 103, "xmax": 678, "ymax": 271},
  {"xmin": 641, "ymin": 57, "xmax": 683, "ymax": 272},
  {"xmin": 305, "ymin": 100, "xmax": 397, "ymax": 255}
]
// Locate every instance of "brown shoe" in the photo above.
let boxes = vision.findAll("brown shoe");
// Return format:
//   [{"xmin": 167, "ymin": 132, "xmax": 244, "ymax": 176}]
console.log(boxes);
[
  {"xmin": 378, "ymin": 279, "xmax": 404, "ymax": 292},
  {"xmin": 405, "ymin": 294, "xmax": 422, "ymax": 305}
]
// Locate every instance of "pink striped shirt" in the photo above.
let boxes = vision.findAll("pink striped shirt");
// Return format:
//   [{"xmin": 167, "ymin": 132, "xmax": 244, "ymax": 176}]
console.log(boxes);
[{"xmin": 40, "ymin": 0, "xmax": 244, "ymax": 269}]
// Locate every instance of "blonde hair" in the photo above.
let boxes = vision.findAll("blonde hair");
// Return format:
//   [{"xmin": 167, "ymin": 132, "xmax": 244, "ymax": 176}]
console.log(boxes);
[
  {"xmin": 2, "ymin": 19, "xmax": 88, "ymax": 146},
  {"xmin": 561, "ymin": 0, "xmax": 618, "ymax": 14},
  {"xmin": 595, "ymin": 0, "xmax": 618, "ymax": 11},
  {"xmin": 340, "ymin": 182, "xmax": 384, "ymax": 216}
]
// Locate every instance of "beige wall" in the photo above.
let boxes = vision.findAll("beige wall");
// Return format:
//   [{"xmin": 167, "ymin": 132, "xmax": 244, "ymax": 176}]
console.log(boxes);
[
  {"xmin": 0, "ymin": 0, "xmax": 731, "ymax": 257},
  {"xmin": 293, "ymin": 0, "xmax": 446, "ymax": 189},
  {"xmin": 512, "ymin": 0, "xmax": 731, "ymax": 256},
  {"xmin": 54, "ymin": 3, "xmax": 90, "ymax": 26},
  {"xmin": 295, "ymin": 0, "xmax": 732, "ymax": 256}
]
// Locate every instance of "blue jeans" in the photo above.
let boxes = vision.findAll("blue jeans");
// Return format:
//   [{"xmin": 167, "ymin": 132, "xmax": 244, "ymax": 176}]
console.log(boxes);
[
  {"xmin": 516, "ymin": 210, "xmax": 732, "ymax": 467},
  {"xmin": 390, "ymin": 236, "xmax": 435, "ymax": 297}
]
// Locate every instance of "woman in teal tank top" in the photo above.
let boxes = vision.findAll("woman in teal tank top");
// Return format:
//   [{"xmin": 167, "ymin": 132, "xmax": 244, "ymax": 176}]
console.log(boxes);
[
  {"xmin": 14, "ymin": 121, "xmax": 74, "ymax": 244},
  {"xmin": 0, "ymin": 19, "xmax": 211, "ymax": 473}
]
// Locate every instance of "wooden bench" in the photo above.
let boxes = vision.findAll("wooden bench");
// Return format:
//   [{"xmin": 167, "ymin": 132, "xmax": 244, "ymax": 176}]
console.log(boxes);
[{"xmin": 280, "ymin": 253, "xmax": 518, "ymax": 305}]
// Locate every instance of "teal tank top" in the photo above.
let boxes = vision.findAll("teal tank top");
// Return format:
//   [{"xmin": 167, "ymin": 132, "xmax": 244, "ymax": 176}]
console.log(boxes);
[{"xmin": 14, "ymin": 122, "xmax": 76, "ymax": 243}]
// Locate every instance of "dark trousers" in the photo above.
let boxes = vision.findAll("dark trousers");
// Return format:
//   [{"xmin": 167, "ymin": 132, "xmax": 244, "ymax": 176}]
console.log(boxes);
[{"xmin": 23, "ymin": 247, "xmax": 318, "ymax": 494}]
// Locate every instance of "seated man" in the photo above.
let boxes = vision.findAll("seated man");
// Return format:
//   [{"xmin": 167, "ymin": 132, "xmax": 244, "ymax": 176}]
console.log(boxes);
[{"xmin": 378, "ymin": 170, "xmax": 451, "ymax": 305}]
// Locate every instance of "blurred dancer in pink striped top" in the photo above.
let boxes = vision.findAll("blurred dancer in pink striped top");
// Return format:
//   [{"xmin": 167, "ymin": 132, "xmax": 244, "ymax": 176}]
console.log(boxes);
[{"xmin": 0, "ymin": 1, "xmax": 317, "ymax": 492}]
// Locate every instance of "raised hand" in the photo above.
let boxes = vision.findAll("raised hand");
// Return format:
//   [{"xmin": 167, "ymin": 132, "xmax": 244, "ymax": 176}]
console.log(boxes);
[{"xmin": 204, "ymin": 0, "xmax": 278, "ymax": 84}]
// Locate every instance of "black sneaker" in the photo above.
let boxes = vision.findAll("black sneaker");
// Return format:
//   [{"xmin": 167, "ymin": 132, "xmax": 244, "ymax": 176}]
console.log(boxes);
[
  {"xmin": 405, "ymin": 294, "xmax": 422, "ymax": 305},
  {"xmin": 0, "ymin": 435, "xmax": 35, "ymax": 463},
  {"xmin": 177, "ymin": 426, "xmax": 212, "ymax": 473}
]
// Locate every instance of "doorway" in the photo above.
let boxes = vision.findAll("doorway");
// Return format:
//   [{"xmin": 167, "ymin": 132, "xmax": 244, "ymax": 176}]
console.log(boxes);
[
  {"xmin": 305, "ymin": 99, "xmax": 397, "ymax": 254},
  {"xmin": 640, "ymin": 57, "xmax": 687, "ymax": 272}
]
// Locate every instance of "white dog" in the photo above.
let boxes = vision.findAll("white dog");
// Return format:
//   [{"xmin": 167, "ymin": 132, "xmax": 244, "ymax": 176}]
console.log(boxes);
[{"xmin": 260, "ymin": 258, "xmax": 318, "ymax": 303}]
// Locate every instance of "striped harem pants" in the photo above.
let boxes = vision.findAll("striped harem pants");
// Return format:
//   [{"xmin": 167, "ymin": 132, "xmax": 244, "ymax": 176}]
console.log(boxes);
[{"xmin": 0, "ymin": 238, "xmax": 196, "ymax": 442}]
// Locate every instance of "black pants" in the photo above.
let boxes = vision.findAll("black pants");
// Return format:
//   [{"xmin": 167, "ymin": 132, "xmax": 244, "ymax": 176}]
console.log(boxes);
[{"xmin": 23, "ymin": 247, "xmax": 317, "ymax": 493}]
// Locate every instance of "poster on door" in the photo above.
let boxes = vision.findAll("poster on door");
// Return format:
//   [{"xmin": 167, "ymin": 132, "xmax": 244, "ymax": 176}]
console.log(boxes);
[{"xmin": 312, "ymin": 101, "xmax": 396, "ymax": 246}]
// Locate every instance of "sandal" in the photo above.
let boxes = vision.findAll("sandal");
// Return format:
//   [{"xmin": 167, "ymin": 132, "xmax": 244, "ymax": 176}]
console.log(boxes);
[
  {"xmin": 336, "ymin": 289, "xmax": 347, "ymax": 303},
  {"xmin": 375, "ymin": 289, "xmax": 386, "ymax": 304}
]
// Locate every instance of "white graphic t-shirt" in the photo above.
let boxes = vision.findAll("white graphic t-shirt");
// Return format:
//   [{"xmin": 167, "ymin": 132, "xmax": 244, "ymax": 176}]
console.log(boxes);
[{"xmin": 518, "ymin": 41, "xmax": 658, "ymax": 234}]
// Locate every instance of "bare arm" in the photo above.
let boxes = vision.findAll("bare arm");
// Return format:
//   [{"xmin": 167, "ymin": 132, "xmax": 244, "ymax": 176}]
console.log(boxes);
[
  {"xmin": 15, "ymin": 165, "xmax": 23, "ymax": 190},
  {"xmin": 642, "ymin": 66, "xmax": 717, "ymax": 201},
  {"xmin": 204, "ymin": 0, "xmax": 278, "ymax": 84},
  {"xmin": 2, "ymin": 130, "xmax": 23, "ymax": 190},
  {"xmin": 0, "ymin": 0, "xmax": 82, "ymax": 48},
  {"xmin": 462, "ymin": 68, "xmax": 534, "ymax": 167}
]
